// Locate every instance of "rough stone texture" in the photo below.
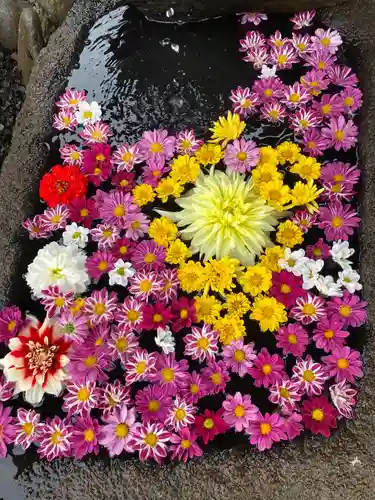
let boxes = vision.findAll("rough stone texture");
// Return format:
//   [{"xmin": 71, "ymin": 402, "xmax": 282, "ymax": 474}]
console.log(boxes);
[
  {"xmin": 36, "ymin": 0, "xmax": 73, "ymax": 25},
  {"xmin": 18, "ymin": 7, "xmax": 45, "ymax": 84},
  {"xmin": 1, "ymin": 0, "xmax": 375, "ymax": 498},
  {"xmin": 0, "ymin": 0, "xmax": 26, "ymax": 50}
]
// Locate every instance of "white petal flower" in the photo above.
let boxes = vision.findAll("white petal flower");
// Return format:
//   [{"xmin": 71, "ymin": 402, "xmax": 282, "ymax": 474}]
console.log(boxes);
[
  {"xmin": 279, "ymin": 248, "xmax": 309, "ymax": 276},
  {"xmin": 26, "ymin": 241, "xmax": 90, "ymax": 298},
  {"xmin": 315, "ymin": 275, "xmax": 343, "ymax": 297},
  {"xmin": 62, "ymin": 223, "xmax": 90, "ymax": 248},
  {"xmin": 75, "ymin": 101, "xmax": 102, "ymax": 125},
  {"xmin": 302, "ymin": 259, "xmax": 324, "ymax": 290},
  {"xmin": 155, "ymin": 326, "xmax": 175, "ymax": 354},
  {"xmin": 330, "ymin": 240, "xmax": 355, "ymax": 269},
  {"xmin": 259, "ymin": 64, "xmax": 277, "ymax": 79},
  {"xmin": 108, "ymin": 259, "xmax": 136, "ymax": 287},
  {"xmin": 338, "ymin": 269, "xmax": 362, "ymax": 293}
]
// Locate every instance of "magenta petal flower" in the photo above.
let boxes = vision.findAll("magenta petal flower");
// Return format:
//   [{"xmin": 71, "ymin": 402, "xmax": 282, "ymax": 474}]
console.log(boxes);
[
  {"xmin": 312, "ymin": 93, "xmax": 343, "ymax": 118},
  {"xmin": 99, "ymin": 405, "xmax": 137, "ymax": 457},
  {"xmin": 131, "ymin": 240, "xmax": 166, "ymax": 272},
  {"xmin": 183, "ymin": 324, "xmax": 219, "ymax": 363},
  {"xmin": 326, "ymin": 290, "xmax": 367, "ymax": 327},
  {"xmin": 312, "ymin": 317, "xmax": 349, "ymax": 352},
  {"xmin": 164, "ymin": 396, "xmax": 196, "ymax": 431},
  {"xmin": 318, "ymin": 201, "xmax": 360, "ymax": 241},
  {"xmin": 124, "ymin": 349, "xmax": 157, "ymax": 385},
  {"xmin": 329, "ymin": 380, "xmax": 357, "ymax": 419},
  {"xmin": 68, "ymin": 346, "xmax": 111, "ymax": 384},
  {"xmin": 320, "ymin": 161, "xmax": 360, "ymax": 187},
  {"xmin": 327, "ymin": 65, "xmax": 358, "ymax": 87},
  {"xmin": 132, "ymin": 422, "xmax": 171, "ymax": 464},
  {"xmin": 321, "ymin": 115, "xmax": 358, "ymax": 151},
  {"xmin": 135, "ymin": 384, "xmax": 172, "ymax": 424},
  {"xmin": 253, "ymin": 77, "xmax": 285, "ymax": 102},
  {"xmin": 230, "ymin": 86, "xmax": 260, "ymax": 117},
  {"xmin": 107, "ymin": 326, "xmax": 138, "ymax": 364},
  {"xmin": 0, "ymin": 306, "xmax": 24, "ymax": 343},
  {"xmin": 248, "ymin": 348, "xmax": 285, "ymax": 388},
  {"xmin": 14, "ymin": 408, "xmax": 40, "ymax": 450},
  {"xmin": 138, "ymin": 129, "xmax": 176, "ymax": 163},
  {"xmin": 99, "ymin": 190, "xmax": 139, "ymax": 229},
  {"xmin": 149, "ymin": 353, "xmax": 189, "ymax": 396},
  {"xmin": 268, "ymin": 378, "xmax": 302, "ymax": 414},
  {"xmin": 83, "ymin": 289, "xmax": 118, "ymax": 325},
  {"xmin": 283, "ymin": 412, "xmax": 303, "ymax": 440},
  {"xmin": 169, "ymin": 428, "xmax": 203, "ymax": 462},
  {"xmin": 322, "ymin": 346, "xmax": 363, "ymax": 383},
  {"xmin": 222, "ymin": 392, "xmax": 258, "ymax": 432},
  {"xmin": 302, "ymin": 396, "xmax": 337, "ymax": 437},
  {"xmin": 290, "ymin": 10, "xmax": 316, "ymax": 30},
  {"xmin": 302, "ymin": 128, "xmax": 330, "ymax": 157},
  {"xmin": 71, "ymin": 416, "xmax": 101, "ymax": 458},
  {"xmin": 222, "ymin": 339, "xmax": 256, "ymax": 377},
  {"xmin": 97, "ymin": 381, "xmax": 131, "ymax": 418},
  {"xmin": 276, "ymin": 323, "xmax": 309, "ymax": 357},
  {"xmin": 58, "ymin": 310, "xmax": 89, "ymax": 344},
  {"xmin": 40, "ymin": 285, "xmax": 75, "ymax": 318},
  {"xmin": 62, "ymin": 381, "xmax": 100, "ymax": 417},
  {"xmin": 0, "ymin": 404, "xmax": 15, "ymax": 457},
  {"xmin": 292, "ymin": 355, "xmax": 326, "ymax": 396},
  {"xmin": 38, "ymin": 417, "xmax": 73, "ymax": 461},
  {"xmin": 56, "ymin": 88, "xmax": 87, "ymax": 109},
  {"xmin": 0, "ymin": 375, "xmax": 14, "ymax": 402},
  {"xmin": 179, "ymin": 371, "xmax": 210, "ymax": 404},
  {"xmin": 224, "ymin": 138, "xmax": 260, "ymax": 173},
  {"xmin": 246, "ymin": 412, "xmax": 287, "ymax": 451},
  {"xmin": 202, "ymin": 360, "xmax": 230, "ymax": 395}
]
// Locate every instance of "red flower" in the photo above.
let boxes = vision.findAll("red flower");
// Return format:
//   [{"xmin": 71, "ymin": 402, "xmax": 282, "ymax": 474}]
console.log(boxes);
[
  {"xmin": 194, "ymin": 409, "xmax": 229, "ymax": 444},
  {"xmin": 302, "ymin": 396, "xmax": 337, "ymax": 438},
  {"xmin": 68, "ymin": 197, "xmax": 98, "ymax": 228},
  {"xmin": 270, "ymin": 271, "xmax": 307, "ymax": 308},
  {"xmin": 40, "ymin": 165, "xmax": 88, "ymax": 208},
  {"xmin": 171, "ymin": 297, "xmax": 196, "ymax": 332},
  {"xmin": 141, "ymin": 301, "xmax": 173, "ymax": 330}
]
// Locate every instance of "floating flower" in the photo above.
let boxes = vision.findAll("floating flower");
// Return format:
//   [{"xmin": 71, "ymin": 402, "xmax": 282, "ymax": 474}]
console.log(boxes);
[
  {"xmin": 165, "ymin": 239, "xmax": 191, "ymax": 266},
  {"xmin": 313, "ymin": 316, "xmax": 349, "ymax": 353},
  {"xmin": 290, "ymin": 293, "xmax": 326, "ymax": 324},
  {"xmin": 312, "ymin": 28, "xmax": 342, "ymax": 53},
  {"xmin": 0, "ymin": 375, "xmax": 14, "ymax": 402},
  {"xmin": 276, "ymin": 323, "xmax": 309, "ymax": 357},
  {"xmin": 292, "ymin": 356, "xmax": 326, "ymax": 396},
  {"xmin": 224, "ymin": 138, "xmax": 260, "ymax": 173},
  {"xmin": 222, "ymin": 392, "xmax": 258, "ymax": 432},
  {"xmin": 176, "ymin": 129, "xmax": 203, "ymax": 155},
  {"xmin": 230, "ymin": 86, "xmax": 260, "ymax": 116},
  {"xmin": 14, "ymin": 408, "xmax": 40, "ymax": 450},
  {"xmin": 62, "ymin": 223, "xmax": 90, "ymax": 249},
  {"xmin": 0, "ymin": 306, "xmax": 24, "ymax": 344},
  {"xmin": 194, "ymin": 409, "xmax": 229, "ymax": 444},
  {"xmin": 115, "ymin": 297, "xmax": 144, "ymax": 332},
  {"xmin": 276, "ymin": 220, "xmax": 304, "ymax": 247},
  {"xmin": 183, "ymin": 324, "xmax": 219, "ymax": 363},
  {"xmin": 135, "ymin": 384, "xmax": 172, "ymax": 424},
  {"xmin": 124, "ymin": 349, "xmax": 157, "ymax": 385},
  {"xmin": 83, "ymin": 289, "xmax": 118, "ymax": 325},
  {"xmin": 75, "ymin": 100, "xmax": 102, "ymax": 124},
  {"xmin": 150, "ymin": 353, "xmax": 189, "ymax": 396},
  {"xmin": 329, "ymin": 380, "xmax": 357, "ymax": 419},
  {"xmin": 68, "ymin": 197, "xmax": 98, "ymax": 228},
  {"xmin": 170, "ymin": 296, "xmax": 196, "ymax": 332},
  {"xmin": 132, "ymin": 422, "xmax": 171, "ymax": 464},
  {"xmin": 321, "ymin": 115, "xmax": 358, "ymax": 151},
  {"xmin": 97, "ymin": 381, "xmax": 131, "ymax": 418},
  {"xmin": 250, "ymin": 296, "xmax": 287, "ymax": 332},
  {"xmin": 222, "ymin": 339, "xmax": 256, "ymax": 377},
  {"xmin": 169, "ymin": 428, "xmax": 203, "ymax": 462},
  {"xmin": 292, "ymin": 209, "xmax": 318, "ymax": 233},
  {"xmin": 268, "ymin": 378, "xmax": 302, "ymax": 414},
  {"xmin": 131, "ymin": 240, "xmax": 166, "ymax": 271},
  {"xmin": 270, "ymin": 271, "xmax": 306, "ymax": 308},
  {"xmin": 99, "ymin": 405, "xmax": 137, "ymax": 457},
  {"xmin": 155, "ymin": 326, "xmax": 175, "ymax": 354},
  {"xmin": 107, "ymin": 327, "xmax": 138, "ymax": 362},
  {"xmin": 260, "ymin": 102, "xmax": 287, "ymax": 123},
  {"xmin": 60, "ymin": 144, "xmax": 83, "ymax": 166},
  {"xmin": 38, "ymin": 416, "xmax": 72, "ymax": 461},
  {"xmin": 141, "ymin": 301, "xmax": 173, "ymax": 330},
  {"xmin": 108, "ymin": 259, "xmax": 136, "ymax": 287},
  {"xmin": 248, "ymin": 348, "xmax": 285, "ymax": 388},
  {"xmin": 330, "ymin": 240, "xmax": 355, "ymax": 269},
  {"xmin": 246, "ymin": 411, "xmax": 287, "ymax": 451},
  {"xmin": 53, "ymin": 109, "xmax": 78, "ymax": 131},
  {"xmin": 322, "ymin": 346, "xmax": 363, "ymax": 383},
  {"xmin": 239, "ymin": 12, "xmax": 267, "ymax": 25},
  {"xmin": 68, "ymin": 345, "xmax": 110, "ymax": 384},
  {"xmin": 290, "ymin": 10, "xmax": 316, "ymax": 30},
  {"xmin": 165, "ymin": 396, "xmax": 196, "ymax": 431},
  {"xmin": 40, "ymin": 286, "xmax": 75, "ymax": 318},
  {"xmin": 138, "ymin": 129, "xmax": 176, "ymax": 163},
  {"xmin": 56, "ymin": 88, "xmax": 86, "ymax": 108},
  {"xmin": 319, "ymin": 201, "xmax": 360, "ymax": 241},
  {"xmin": 62, "ymin": 380, "xmax": 100, "ymax": 417},
  {"xmin": 112, "ymin": 143, "xmax": 142, "ymax": 171},
  {"xmin": 283, "ymin": 412, "xmax": 303, "ymax": 440},
  {"xmin": 40, "ymin": 165, "xmax": 88, "ymax": 208},
  {"xmin": 194, "ymin": 295, "xmax": 221, "ymax": 324},
  {"xmin": 337, "ymin": 269, "xmax": 362, "ymax": 294},
  {"xmin": 80, "ymin": 120, "xmax": 112, "ymax": 144},
  {"xmin": 209, "ymin": 111, "xmax": 246, "ymax": 146},
  {"xmin": 98, "ymin": 190, "xmax": 138, "ymax": 229},
  {"xmin": 71, "ymin": 416, "xmax": 101, "ymax": 459},
  {"xmin": 202, "ymin": 360, "xmax": 230, "ymax": 395},
  {"xmin": 223, "ymin": 292, "xmax": 251, "ymax": 317},
  {"xmin": 40, "ymin": 204, "xmax": 70, "ymax": 231},
  {"xmin": 22, "ymin": 215, "xmax": 52, "ymax": 240},
  {"xmin": 302, "ymin": 396, "xmax": 337, "ymax": 437}
]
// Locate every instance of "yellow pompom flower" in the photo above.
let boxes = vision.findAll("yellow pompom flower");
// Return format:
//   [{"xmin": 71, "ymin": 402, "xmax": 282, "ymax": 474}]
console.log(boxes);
[
  {"xmin": 290, "ymin": 155, "xmax": 321, "ymax": 180},
  {"xmin": 195, "ymin": 144, "xmax": 224, "ymax": 166},
  {"xmin": 250, "ymin": 295, "xmax": 287, "ymax": 332},
  {"xmin": 276, "ymin": 141, "xmax": 301, "ymax": 165},
  {"xmin": 259, "ymin": 179, "xmax": 291, "ymax": 210},
  {"xmin": 170, "ymin": 155, "xmax": 201, "ymax": 184},
  {"xmin": 177, "ymin": 261, "xmax": 206, "ymax": 293},
  {"xmin": 165, "ymin": 239, "xmax": 192, "ymax": 265},
  {"xmin": 258, "ymin": 146, "xmax": 279, "ymax": 166},
  {"xmin": 194, "ymin": 295, "xmax": 222, "ymax": 324},
  {"xmin": 132, "ymin": 183, "xmax": 155, "ymax": 206},
  {"xmin": 214, "ymin": 314, "xmax": 246, "ymax": 345},
  {"xmin": 276, "ymin": 220, "xmax": 304, "ymax": 247},
  {"xmin": 155, "ymin": 178, "xmax": 184, "ymax": 203},
  {"xmin": 290, "ymin": 180, "xmax": 324, "ymax": 213},
  {"xmin": 259, "ymin": 246, "xmax": 284, "ymax": 272},
  {"xmin": 239, "ymin": 264, "xmax": 272, "ymax": 296},
  {"xmin": 157, "ymin": 170, "xmax": 284, "ymax": 265},
  {"xmin": 209, "ymin": 111, "xmax": 246, "ymax": 146},
  {"xmin": 148, "ymin": 216, "xmax": 178, "ymax": 247},
  {"xmin": 203, "ymin": 257, "xmax": 238, "ymax": 294},
  {"xmin": 252, "ymin": 163, "xmax": 283, "ymax": 186},
  {"xmin": 223, "ymin": 292, "xmax": 251, "ymax": 317}
]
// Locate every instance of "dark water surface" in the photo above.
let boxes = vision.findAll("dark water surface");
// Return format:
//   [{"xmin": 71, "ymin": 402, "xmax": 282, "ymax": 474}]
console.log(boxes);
[{"xmin": 0, "ymin": 4, "xmax": 363, "ymax": 499}]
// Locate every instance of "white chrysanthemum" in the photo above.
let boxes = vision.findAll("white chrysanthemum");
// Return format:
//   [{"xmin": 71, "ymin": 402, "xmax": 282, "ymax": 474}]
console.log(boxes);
[
  {"xmin": 62, "ymin": 223, "xmax": 90, "ymax": 248},
  {"xmin": 338, "ymin": 269, "xmax": 362, "ymax": 293},
  {"xmin": 26, "ymin": 241, "xmax": 90, "ymax": 298},
  {"xmin": 330, "ymin": 240, "xmax": 355, "ymax": 269},
  {"xmin": 315, "ymin": 275, "xmax": 343, "ymax": 297},
  {"xmin": 108, "ymin": 259, "xmax": 136, "ymax": 287},
  {"xmin": 155, "ymin": 326, "xmax": 175, "ymax": 354},
  {"xmin": 158, "ymin": 169, "xmax": 284, "ymax": 265},
  {"xmin": 302, "ymin": 259, "xmax": 324, "ymax": 290},
  {"xmin": 279, "ymin": 248, "xmax": 309, "ymax": 276},
  {"xmin": 75, "ymin": 101, "xmax": 102, "ymax": 125}
]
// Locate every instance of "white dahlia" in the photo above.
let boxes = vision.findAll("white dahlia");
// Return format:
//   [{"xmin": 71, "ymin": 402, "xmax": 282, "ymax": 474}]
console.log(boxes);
[
  {"xmin": 158, "ymin": 169, "xmax": 283, "ymax": 265},
  {"xmin": 26, "ymin": 241, "xmax": 90, "ymax": 298}
]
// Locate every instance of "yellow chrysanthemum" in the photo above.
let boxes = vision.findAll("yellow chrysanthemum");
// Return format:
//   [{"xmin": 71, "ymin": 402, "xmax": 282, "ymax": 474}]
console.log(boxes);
[
  {"xmin": 165, "ymin": 239, "xmax": 192, "ymax": 265},
  {"xmin": 276, "ymin": 220, "xmax": 304, "ymax": 247},
  {"xmin": 258, "ymin": 146, "xmax": 279, "ymax": 166},
  {"xmin": 132, "ymin": 183, "xmax": 155, "ymax": 206},
  {"xmin": 214, "ymin": 314, "xmax": 246, "ymax": 345},
  {"xmin": 209, "ymin": 111, "xmax": 246, "ymax": 146},
  {"xmin": 276, "ymin": 141, "xmax": 301, "ymax": 165},
  {"xmin": 170, "ymin": 155, "xmax": 201, "ymax": 184},
  {"xmin": 239, "ymin": 264, "xmax": 272, "ymax": 296},
  {"xmin": 259, "ymin": 246, "xmax": 284, "ymax": 272},
  {"xmin": 259, "ymin": 179, "xmax": 291, "ymax": 210},
  {"xmin": 177, "ymin": 261, "xmax": 206, "ymax": 293},
  {"xmin": 250, "ymin": 295, "xmax": 287, "ymax": 332},
  {"xmin": 148, "ymin": 216, "xmax": 178, "ymax": 247},
  {"xmin": 155, "ymin": 178, "xmax": 184, "ymax": 203},
  {"xmin": 195, "ymin": 144, "xmax": 224, "ymax": 166},
  {"xmin": 290, "ymin": 155, "xmax": 321, "ymax": 180},
  {"xmin": 252, "ymin": 163, "xmax": 283, "ymax": 186},
  {"xmin": 203, "ymin": 257, "xmax": 239, "ymax": 294},
  {"xmin": 194, "ymin": 295, "xmax": 222, "ymax": 324},
  {"xmin": 290, "ymin": 180, "xmax": 324, "ymax": 213},
  {"xmin": 157, "ymin": 169, "xmax": 284, "ymax": 265},
  {"xmin": 223, "ymin": 292, "xmax": 251, "ymax": 317}
]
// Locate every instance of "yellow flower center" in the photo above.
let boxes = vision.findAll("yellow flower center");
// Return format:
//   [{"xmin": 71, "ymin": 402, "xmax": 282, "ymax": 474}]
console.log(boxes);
[
  {"xmin": 136, "ymin": 361, "xmax": 147, "ymax": 374},
  {"xmin": 203, "ymin": 418, "xmax": 214, "ymax": 429},
  {"xmin": 289, "ymin": 93, "xmax": 300, "ymax": 102},
  {"xmin": 337, "ymin": 358, "xmax": 349, "ymax": 369},
  {"xmin": 191, "ymin": 383, "xmax": 199, "ymax": 394},
  {"xmin": 324, "ymin": 329, "xmax": 335, "ymax": 339},
  {"xmin": 84, "ymin": 355, "xmax": 97, "ymax": 368},
  {"xmin": 51, "ymin": 431, "xmax": 63, "ymax": 445},
  {"xmin": 96, "ymin": 154, "xmax": 105, "ymax": 161},
  {"xmin": 299, "ymin": 119, "xmax": 309, "ymax": 128},
  {"xmin": 113, "ymin": 204, "xmax": 125, "ymax": 217},
  {"xmin": 148, "ymin": 400, "xmax": 161, "ymax": 412},
  {"xmin": 321, "ymin": 104, "xmax": 332, "ymax": 115},
  {"xmin": 312, "ymin": 409, "xmax": 324, "ymax": 421},
  {"xmin": 115, "ymin": 423, "xmax": 129, "ymax": 438},
  {"xmin": 116, "ymin": 337, "xmax": 128, "ymax": 352},
  {"xmin": 331, "ymin": 216, "xmax": 344, "ymax": 228},
  {"xmin": 94, "ymin": 168, "xmax": 102, "ymax": 176},
  {"xmin": 122, "ymin": 151, "xmax": 133, "ymax": 163},
  {"xmin": 151, "ymin": 142, "xmax": 163, "ymax": 153},
  {"xmin": 161, "ymin": 368, "xmax": 175, "ymax": 382},
  {"xmin": 262, "ymin": 364, "xmax": 273, "ymax": 375},
  {"xmin": 83, "ymin": 110, "xmax": 93, "ymax": 119},
  {"xmin": 180, "ymin": 308, "xmax": 188, "ymax": 319},
  {"xmin": 321, "ymin": 37, "xmax": 331, "ymax": 47},
  {"xmin": 7, "ymin": 320, "xmax": 17, "ymax": 332},
  {"xmin": 181, "ymin": 439, "xmax": 191, "ymax": 449},
  {"xmin": 260, "ymin": 423, "xmax": 272, "ymax": 435},
  {"xmin": 103, "ymin": 229, "xmax": 113, "ymax": 238},
  {"xmin": 335, "ymin": 130, "xmax": 345, "ymax": 141},
  {"xmin": 307, "ymin": 140, "xmax": 316, "ymax": 149},
  {"xmin": 77, "ymin": 387, "xmax": 90, "ymax": 401},
  {"xmin": 339, "ymin": 305, "xmax": 352, "ymax": 317},
  {"xmin": 144, "ymin": 432, "xmax": 158, "ymax": 447},
  {"xmin": 303, "ymin": 369, "xmax": 316, "ymax": 382},
  {"xmin": 144, "ymin": 252, "xmax": 156, "ymax": 263},
  {"xmin": 175, "ymin": 409, "xmax": 186, "ymax": 421},
  {"xmin": 131, "ymin": 220, "xmax": 141, "ymax": 229},
  {"xmin": 269, "ymin": 110, "xmax": 280, "ymax": 120},
  {"xmin": 234, "ymin": 349, "xmax": 245, "ymax": 362},
  {"xmin": 279, "ymin": 387, "xmax": 290, "ymax": 399},
  {"xmin": 23, "ymin": 422, "xmax": 34, "ymax": 436},
  {"xmin": 94, "ymin": 303, "xmax": 106, "ymax": 316},
  {"xmin": 331, "ymin": 183, "xmax": 342, "ymax": 193},
  {"xmin": 280, "ymin": 284, "xmax": 291, "ymax": 294},
  {"xmin": 234, "ymin": 405, "xmax": 245, "ymax": 417},
  {"xmin": 84, "ymin": 429, "xmax": 95, "ymax": 442},
  {"xmin": 91, "ymin": 130, "xmax": 104, "ymax": 141},
  {"xmin": 264, "ymin": 89, "xmax": 273, "ymax": 97},
  {"xmin": 54, "ymin": 297, "xmax": 65, "ymax": 307},
  {"xmin": 302, "ymin": 303, "xmax": 317, "ymax": 316},
  {"xmin": 211, "ymin": 373, "xmax": 222, "ymax": 385},
  {"xmin": 80, "ymin": 208, "xmax": 89, "ymax": 217},
  {"xmin": 140, "ymin": 280, "xmax": 152, "ymax": 292},
  {"xmin": 297, "ymin": 43, "xmax": 306, "ymax": 51},
  {"xmin": 51, "ymin": 215, "xmax": 61, "ymax": 224},
  {"xmin": 333, "ymin": 174, "xmax": 345, "ymax": 182},
  {"xmin": 152, "ymin": 313, "xmax": 163, "ymax": 323},
  {"xmin": 277, "ymin": 54, "xmax": 288, "ymax": 64},
  {"xmin": 63, "ymin": 116, "xmax": 71, "ymax": 125},
  {"xmin": 288, "ymin": 334, "xmax": 298, "ymax": 345},
  {"xmin": 344, "ymin": 96, "xmax": 354, "ymax": 106},
  {"xmin": 197, "ymin": 337, "xmax": 209, "ymax": 350},
  {"xmin": 237, "ymin": 152, "xmax": 248, "ymax": 161}
]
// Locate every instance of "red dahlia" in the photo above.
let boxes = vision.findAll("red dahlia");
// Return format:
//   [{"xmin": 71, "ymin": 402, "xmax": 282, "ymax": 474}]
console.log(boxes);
[{"xmin": 40, "ymin": 164, "xmax": 88, "ymax": 207}]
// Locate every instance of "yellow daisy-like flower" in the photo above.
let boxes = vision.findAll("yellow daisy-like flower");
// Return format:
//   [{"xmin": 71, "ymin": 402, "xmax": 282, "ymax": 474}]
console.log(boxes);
[
  {"xmin": 252, "ymin": 163, "xmax": 283, "ymax": 186},
  {"xmin": 215, "ymin": 314, "xmax": 246, "ymax": 345},
  {"xmin": 209, "ymin": 111, "xmax": 246, "ymax": 146},
  {"xmin": 148, "ymin": 216, "xmax": 178, "ymax": 247},
  {"xmin": 203, "ymin": 257, "xmax": 239, "ymax": 294},
  {"xmin": 250, "ymin": 295, "xmax": 287, "ymax": 332},
  {"xmin": 165, "ymin": 238, "xmax": 192, "ymax": 265},
  {"xmin": 259, "ymin": 179, "xmax": 291, "ymax": 210},
  {"xmin": 132, "ymin": 183, "xmax": 155, "ymax": 206},
  {"xmin": 276, "ymin": 220, "xmax": 304, "ymax": 247},
  {"xmin": 290, "ymin": 155, "xmax": 321, "ymax": 180},
  {"xmin": 194, "ymin": 295, "xmax": 222, "ymax": 324},
  {"xmin": 177, "ymin": 261, "xmax": 206, "ymax": 293},
  {"xmin": 223, "ymin": 292, "xmax": 251, "ymax": 317},
  {"xmin": 155, "ymin": 177, "xmax": 184, "ymax": 203},
  {"xmin": 195, "ymin": 144, "xmax": 224, "ymax": 166},
  {"xmin": 170, "ymin": 155, "xmax": 201, "ymax": 184},
  {"xmin": 290, "ymin": 180, "xmax": 324, "ymax": 214},
  {"xmin": 239, "ymin": 264, "xmax": 272, "ymax": 296},
  {"xmin": 276, "ymin": 141, "xmax": 301, "ymax": 165},
  {"xmin": 259, "ymin": 246, "xmax": 284, "ymax": 272},
  {"xmin": 158, "ymin": 169, "xmax": 284, "ymax": 265},
  {"xmin": 258, "ymin": 146, "xmax": 279, "ymax": 166}
]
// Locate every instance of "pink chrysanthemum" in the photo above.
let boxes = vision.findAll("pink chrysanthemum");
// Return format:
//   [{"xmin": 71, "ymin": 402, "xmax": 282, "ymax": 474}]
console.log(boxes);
[
  {"xmin": 86, "ymin": 249, "xmax": 116, "ymax": 280},
  {"xmin": 169, "ymin": 428, "xmax": 203, "ymax": 462},
  {"xmin": 111, "ymin": 171, "xmax": 135, "ymax": 192},
  {"xmin": 239, "ymin": 31, "xmax": 266, "ymax": 52},
  {"xmin": 23, "ymin": 214, "xmax": 52, "ymax": 240},
  {"xmin": 224, "ymin": 138, "xmax": 260, "ymax": 173},
  {"xmin": 289, "ymin": 108, "xmax": 321, "ymax": 135},
  {"xmin": 68, "ymin": 197, "xmax": 98, "ymax": 228},
  {"xmin": 320, "ymin": 161, "xmax": 360, "ymax": 188},
  {"xmin": 260, "ymin": 101, "xmax": 287, "ymax": 123},
  {"xmin": 290, "ymin": 293, "xmax": 326, "ymax": 324},
  {"xmin": 302, "ymin": 396, "xmax": 337, "ymax": 437},
  {"xmin": 176, "ymin": 129, "xmax": 203, "ymax": 155},
  {"xmin": 138, "ymin": 129, "xmax": 176, "ymax": 163},
  {"xmin": 40, "ymin": 204, "xmax": 70, "ymax": 231},
  {"xmin": 300, "ymin": 69, "xmax": 329, "ymax": 95},
  {"xmin": 268, "ymin": 378, "xmax": 302, "ymax": 414},
  {"xmin": 99, "ymin": 190, "xmax": 138, "ymax": 229},
  {"xmin": 107, "ymin": 326, "xmax": 138, "ymax": 364},
  {"xmin": 194, "ymin": 408, "xmax": 229, "ymax": 444},
  {"xmin": 329, "ymin": 380, "xmax": 357, "ymax": 419},
  {"xmin": 124, "ymin": 349, "xmax": 157, "ymax": 384},
  {"xmin": 268, "ymin": 30, "xmax": 290, "ymax": 48},
  {"xmin": 62, "ymin": 380, "xmax": 100, "ymax": 418},
  {"xmin": 306, "ymin": 238, "xmax": 330, "ymax": 260},
  {"xmin": 202, "ymin": 360, "xmax": 230, "ymax": 395},
  {"xmin": 270, "ymin": 271, "xmax": 306, "ymax": 308},
  {"xmin": 142, "ymin": 160, "xmax": 169, "ymax": 187},
  {"xmin": 248, "ymin": 348, "xmax": 285, "ymax": 388},
  {"xmin": 239, "ymin": 12, "xmax": 267, "ymax": 25},
  {"xmin": 115, "ymin": 297, "xmax": 144, "ymax": 332},
  {"xmin": 321, "ymin": 115, "xmax": 358, "ymax": 151},
  {"xmin": 312, "ymin": 93, "xmax": 343, "ymax": 118},
  {"xmin": 83, "ymin": 289, "xmax": 118, "ymax": 325},
  {"xmin": 53, "ymin": 109, "xmax": 78, "ymax": 131},
  {"xmin": 303, "ymin": 49, "xmax": 337, "ymax": 71},
  {"xmin": 253, "ymin": 77, "xmax": 285, "ymax": 102},
  {"xmin": 318, "ymin": 201, "xmax": 360, "ymax": 241},
  {"xmin": 322, "ymin": 346, "xmax": 363, "ymax": 384},
  {"xmin": 71, "ymin": 416, "xmax": 101, "ymax": 459},
  {"xmin": 97, "ymin": 381, "xmax": 131, "ymax": 418},
  {"xmin": 270, "ymin": 45, "xmax": 299, "ymax": 69},
  {"xmin": 222, "ymin": 392, "xmax": 258, "ymax": 432},
  {"xmin": 290, "ymin": 10, "xmax": 316, "ymax": 30},
  {"xmin": 149, "ymin": 353, "xmax": 189, "ymax": 395},
  {"xmin": 291, "ymin": 33, "xmax": 313, "ymax": 55},
  {"xmin": 125, "ymin": 211, "xmax": 150, "ymax": 241},
  {"xmin": 165, "ymin": 396, "xmax": 196, "ymax": 431},
  {"xmin": 68, "ymin": 346, "xmax": 110, "ymax": 384},
  {"xmin": 326, "ymin": 290, "xmax": 367, "ymax": 327},
  {"xmin": 283, "ymin": 412, "xmax": 304, "ymax": 440},
  {"xmin": 38, "ymin": 416, "xmax": 72, "ymax": 461},
  {"xmin": 135, "ymin": 384, "xmax": 172, "ymax": 424},
  {"xmin": 111, "ymin": 237, "xmax": 134, "ymax": 260},
  {"xmin": 222, "ymin": 339, "xmax": 256, "ymax": 377},
  {"xmin": 179, "ymin": 371, "xmax": 209, "ymax": 404},
  {"xmin": 276, "ymin": 323, "xmax": 309, "ymax": 357},
  {"xmin": 131, "ymin": 240, "xmax": 166, "ymax": 272},
  {"xmin": 99, "ymin": 405, "xmax": 137, "ymax": 457},
  {"xmin": 292, "ymin": 355, "xmax": 326, "ymax": 396},
  {"xmin": 58, "ymin": 310, "xmax": 89, "ymax": 345},
  {"xmin": 80, "ymin": 120, "xmax": 112, "ymax": 144},
  {"xmin": 90, "ymin": 223, "xmax": 121, "ymax": 250},
  {"xmin": 40, "ymin": 286, "xmax": 75, "ymax": 318},
  {"xmin": 291, "ymin": 210, "xmax": 318, "ymax": 233},
  {"xmin": 141, "ymin": 301, "xmax": 173, "ymax": 330},
  {"xmin": 128, "ymin": 270, "xmax": 163, "ymax": 302},
  {"xmin": 183, "ymin": 324, "xmax": 219, "ymax": 363},
  {"xmin": 327, "ymin": 65, "xmax": 358, "ymax": 87},
  {"xmin": 82, "ymin": 144, "xmax": 113, "ymax": 185},
  {"xmin": 312, "ymin": 317, "xmax": 349, "ymax": 352},
  {"xmin": 282, "ymin": 82, "xmax": 311, "ymax": 108},
  {"xmin": 171, "ymin": 296, "xmax": 196, "ymax": 332},
  {"xmin": 311, "ymin": 28, "xmax": 342, "ymax": 54},
  {"xmin": 244, "ymin": 47, "xmax": 270, "ymax": 70},
  {"xmin": 246, "ymin": 411, "xmax": 287, "ymax": 451},
  {"xmin": 230, "ymin": 86, "xmax": 260, "ymax": 116},
  {"xmin": 132, "ymin": 422, "xmax": 171, "ymax": 464},
  {"xmin": 157, "ymin": 268, "xmax": 179, "ymax": 304},
  {"xmin": 56, "ymin": 88, "xmax": 86, "ymax": 108},
  {"xmin": 14, "ymin": 408, "xmax": 40, "ymax": 450},
  {"xmin": 112, "ymin": 143, "xmax": 142, "ymax": 172},
  {"xmin": 59, "ymin": 144, "xmax": 83, "ymax": 166},
  {"xmin": 0, "ymin": 375, "xmax": 14, "ymax": 402},
  {"xmin": 302, "ymin": 128, "xmax": 330, "ymax": 157},
  {"xmin": 0, "ymin": 306, "xmax": 24, "ymax": 344},
  {"xmin": 0, "ymin": 404, "xmax": 15, "ymax": 457}
]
